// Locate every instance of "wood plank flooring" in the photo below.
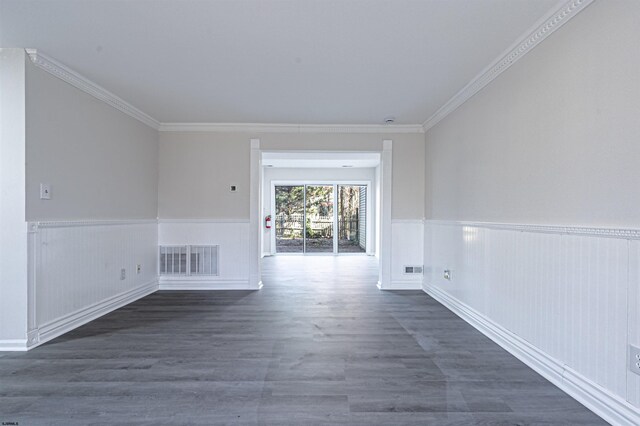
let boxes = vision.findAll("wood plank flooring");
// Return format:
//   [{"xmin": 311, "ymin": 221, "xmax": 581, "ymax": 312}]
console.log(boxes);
[{"xmin": 1, "ymin": 256, "xmax": 604, "ymax": 425}]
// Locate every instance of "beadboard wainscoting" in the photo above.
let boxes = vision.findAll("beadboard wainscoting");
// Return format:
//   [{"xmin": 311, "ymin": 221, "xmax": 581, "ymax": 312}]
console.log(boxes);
[
  {"xmin": 157, "ymin": 220, "xmax": 257, "ymax": 290},
  {"xmin": 423, "ymin": 220, "xmax": 640, "ymax": 425},
  {"xmin": 385, "ymin": 219, "xmax": 424, "ymax": 290},
  {"xmin": 29, "ymin": 220, "xmax": 159, "ymax": 349}
]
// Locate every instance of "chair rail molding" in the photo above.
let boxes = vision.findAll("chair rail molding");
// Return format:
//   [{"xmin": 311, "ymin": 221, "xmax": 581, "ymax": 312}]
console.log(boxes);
[
  {"xmin": 427, "ymin": 219, "xmax": 640, "ymax": 240},
  {"xmin": 422, "ymin": 0, "xmax": 595, "ymax": 131}
]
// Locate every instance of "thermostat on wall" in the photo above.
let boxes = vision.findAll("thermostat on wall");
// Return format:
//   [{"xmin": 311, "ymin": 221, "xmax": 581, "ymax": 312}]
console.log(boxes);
[{"xmin": 230, "ymin": 185, "xmax": 237, "ymax": 192}]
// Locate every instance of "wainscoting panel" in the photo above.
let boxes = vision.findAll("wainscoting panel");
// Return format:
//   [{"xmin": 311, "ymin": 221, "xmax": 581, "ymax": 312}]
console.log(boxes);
[
  {"xmin": 424, "ymin": 220, "xmax": 640, "ymax": 424},
  {"xmin": 33, "ymin": 220, "xmax": 158, "ymax": 346},
  {"xmin": 629, "ymin": 241, "xmax": 640, "ymax": 408},
  {"xmin": 387, "ymin": 220, "xmax": 424, "ymax": 289},
  {"xmin": 157, "ymin": 220, "xmax": 254, "ymax": 289}
]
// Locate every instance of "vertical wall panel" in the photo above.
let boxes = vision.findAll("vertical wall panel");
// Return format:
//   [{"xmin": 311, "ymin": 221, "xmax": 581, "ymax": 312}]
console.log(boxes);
[
  {"xmin": 629, "ymin": 241, "xmax": 640, "ymax": 407},
  {"xmin": 36, "ymin": 222, "xmax": 158, "ymax": 328},
  {"xmin": 426, "ymin": 221, "xmax": 631, "ymax": 404},
  {"xmin": 390, "ymin": 220, "xmax": 424, "ymax": 288},
  {"xmin": 158, "ymin": 221, "xmax": 250, "ymax": 282}
]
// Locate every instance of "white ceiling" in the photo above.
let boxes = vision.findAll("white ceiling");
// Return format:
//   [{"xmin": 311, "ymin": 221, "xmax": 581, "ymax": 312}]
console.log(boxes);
[
  {"xmin": 262, "ymin": 152, "xmax": 380, "ymax": 168},
  {"xmin": 0, "ymin": 0, "xmax": 561, "ymax": 125}
]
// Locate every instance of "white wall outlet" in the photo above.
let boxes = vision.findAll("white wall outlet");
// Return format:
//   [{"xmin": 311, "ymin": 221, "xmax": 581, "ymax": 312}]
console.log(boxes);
[
  {"xmin": 444, "ymin": 269, "xmax": 452, "ymax": 280},
  {"xmin": 630, "ymin": 344, "xmax": 640, "ymax": 376},
  {"xmin": 40, "ymin": 183, "xmax": 51, "ymax": 200},
  {"xmin": 136, "ymin": 264, "xmax": 142, "ymax": 274},
  {"xmin": 120, "ymin": 268, "xmax": 126, "ymax": 280}
]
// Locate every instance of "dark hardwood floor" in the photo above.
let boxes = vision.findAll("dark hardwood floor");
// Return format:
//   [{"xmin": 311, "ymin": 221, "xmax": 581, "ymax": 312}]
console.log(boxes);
[{"xmin": 1, "ymin": 256, "xmax": 603, "ymax": 425}]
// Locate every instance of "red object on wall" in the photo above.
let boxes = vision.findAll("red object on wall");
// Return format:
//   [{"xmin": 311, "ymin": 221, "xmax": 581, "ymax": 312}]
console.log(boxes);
[{"xmin": 265, "ymin": 215, "xmax": 272, "ymax": 229}]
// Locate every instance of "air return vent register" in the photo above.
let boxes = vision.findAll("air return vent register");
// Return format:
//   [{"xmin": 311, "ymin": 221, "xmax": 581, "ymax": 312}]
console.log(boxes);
[{"xmin": 160, "ymin": 245, "xmax": 219, "ymax": 276}]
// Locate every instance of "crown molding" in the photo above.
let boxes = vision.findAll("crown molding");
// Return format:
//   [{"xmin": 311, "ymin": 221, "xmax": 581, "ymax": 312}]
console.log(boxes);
[
  {"xmin": 25, "ymin": 49, "xmax": 160, "ymax": 130},
  {"xmin": 422, "ymin": 0, "xmax": 595, "ymax": 132},
  {"xmin": 158, "ymin": 122, "xmax": 424, "ymax": 134}
]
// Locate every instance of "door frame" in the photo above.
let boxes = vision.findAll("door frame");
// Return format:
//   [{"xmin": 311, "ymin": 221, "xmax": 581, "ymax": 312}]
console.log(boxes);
[
  {"xmin": 250, "ymin": 140, "xmax": 393, "ymax": 289},
  {"xmin": 270, "ymin": 180, "xmax": 372, "ymax": 256}
]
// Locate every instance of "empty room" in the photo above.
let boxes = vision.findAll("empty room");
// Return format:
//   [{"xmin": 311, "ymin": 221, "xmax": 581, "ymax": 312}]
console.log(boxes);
[{"xmin": 0, "ymin": 0, "xmax": 638, "ymax": 424}]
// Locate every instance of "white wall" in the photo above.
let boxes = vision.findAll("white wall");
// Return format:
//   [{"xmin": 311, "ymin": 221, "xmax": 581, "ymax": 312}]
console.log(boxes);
[
  {"xmin": 423, "ymin": 1, "xmax": 640, "ymax": 422},
  {"xmin": 261, "ymin": 167, "xmax": 377, "ymax": 255},
  {"xmin": 0, "ymin": 49, "xmax": 29, "ymax": 349},
  {"xmin": 25, "ymin": 59, "xmax": 158, "ymax": 221}
]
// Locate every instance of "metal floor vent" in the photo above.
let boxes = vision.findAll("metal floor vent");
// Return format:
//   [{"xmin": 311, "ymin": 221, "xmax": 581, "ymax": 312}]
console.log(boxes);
[
  {"xmin": 160, "ymin": 245, "xmax": 219, "ymax": 276},
  {"xmin": 404, "ymin": 265, "xmax": 424, "ymax": 275}
]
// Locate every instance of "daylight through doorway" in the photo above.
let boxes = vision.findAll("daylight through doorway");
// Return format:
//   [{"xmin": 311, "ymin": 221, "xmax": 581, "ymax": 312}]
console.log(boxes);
[{"xmin": 275, "ymin": 184, "xmax": 367, "ymax": 254}]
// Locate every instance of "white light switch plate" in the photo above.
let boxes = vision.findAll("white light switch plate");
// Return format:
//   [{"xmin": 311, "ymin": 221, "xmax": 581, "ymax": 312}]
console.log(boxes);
[{"xmin": 40, "ymin": 183, "xmax": 51, "ymax": 200}]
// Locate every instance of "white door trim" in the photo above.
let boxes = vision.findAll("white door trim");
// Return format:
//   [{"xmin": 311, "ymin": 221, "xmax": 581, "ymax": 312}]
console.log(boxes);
[
  {"xmin": 252, "ymin": 142, "xmax": 392, "ymax": 289},
  {"xmin": 249, "ymin": 139, "xmax": 262, "ymax": 290}
]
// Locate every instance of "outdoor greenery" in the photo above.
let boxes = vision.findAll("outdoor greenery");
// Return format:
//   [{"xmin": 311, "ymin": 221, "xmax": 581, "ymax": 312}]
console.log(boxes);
[{"xmin": 275, "ymin": 185, "xmax": 362, "ymax": 242}]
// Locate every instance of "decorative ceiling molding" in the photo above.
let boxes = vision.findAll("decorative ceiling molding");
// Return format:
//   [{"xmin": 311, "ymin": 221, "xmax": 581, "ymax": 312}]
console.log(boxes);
[
  {"xmin": 25, "ymin": 49, "xmax": 160, "ymax": 130},
  {"xmin": 422, "ymin": 0, "xmax": 595, "ymax": 132},
  {"xmin": 158, "ymin": 122, "xmax": 424, "ymax": 134}
]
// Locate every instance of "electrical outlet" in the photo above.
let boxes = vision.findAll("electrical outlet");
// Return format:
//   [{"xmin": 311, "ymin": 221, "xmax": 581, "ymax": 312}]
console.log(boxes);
[
  {"xmin": 136, "ymin": 264, "xmax": 142, "ymax": 274},
  {"xmin": 443, "ymin": 269, "xmax": 451, "ymax": 280},
  {"xmin": 120, "ymin": 268, "xmax": 126, "ymax": 280},
  {"xmin": 630, "ymin": 345, "xmax": 640, "ymax": 376}
]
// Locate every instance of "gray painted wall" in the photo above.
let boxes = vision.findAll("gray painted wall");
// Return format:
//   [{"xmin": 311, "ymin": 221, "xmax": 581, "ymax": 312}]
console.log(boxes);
[
  {"xmin": 25, "ymin": 59, "xmax": 159, "ymax": 221},
  {"xmin": 424, "ymin": 0, "xmax": 640, "ymax": 227},
  {"xmin": 159, "ymin": 131, "xmax": 424, "ymax": 220}
]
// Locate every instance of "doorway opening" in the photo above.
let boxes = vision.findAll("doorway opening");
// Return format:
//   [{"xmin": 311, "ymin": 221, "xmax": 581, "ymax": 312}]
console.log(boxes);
[{"xmin": 274, "ymin": 184, "xmax": 367, "ymax": 254}]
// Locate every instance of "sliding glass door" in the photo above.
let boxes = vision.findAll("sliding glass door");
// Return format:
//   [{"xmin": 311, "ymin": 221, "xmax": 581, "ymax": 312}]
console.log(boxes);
[
  {"xmin": 274, "ymin": 185, "xmax": 304, "ymax": 253},
  {"xmin": 337, "ymin": 185, "xmax": 366, "ymax": 253},
  {"xmin": 305, "ymin": 185, "xmax": 334, "ymax": 253},
  {"xmin": 274, "ymin": 184, "xmax": 366, "ymax": 254}
]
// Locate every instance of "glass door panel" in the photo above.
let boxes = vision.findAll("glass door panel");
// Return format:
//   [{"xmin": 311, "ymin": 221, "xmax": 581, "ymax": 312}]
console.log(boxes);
[
  {"xmin": 305, "ymin": 185, "xmax": 334, "ymax": 253},
  {"xmin": 275, "ymin": 185, "xmax": 305, "ymax": 253},
  {"xmin": 338, "ymin": 185, "xmax": 366, "ymax": 253}
]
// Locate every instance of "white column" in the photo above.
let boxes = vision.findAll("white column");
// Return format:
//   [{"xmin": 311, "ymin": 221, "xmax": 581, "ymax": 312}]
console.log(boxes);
[
  {"xmin": 378, "ymin": 139, "xmax": 393, "ymax": 289},
  {"xmin": 0, "ymin": 48, "xmax": 29, "ymax": 350},
  {"xmin": 249, "ymin": 138, "xmax": 262, "ymax": 289}
]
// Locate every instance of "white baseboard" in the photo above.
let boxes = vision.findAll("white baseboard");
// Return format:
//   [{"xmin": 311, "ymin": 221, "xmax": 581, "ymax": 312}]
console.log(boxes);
[
  {"xmin": 0, "ymin": 339, "xmax": 29, "ymax": 351},
  {"xmin": 159, "ymin": 277, "xmax": 256, "ymax": 290},
  {"xmin": 30, "ymin": 280, "xmax": 159, "ymax": 350},
  {"xmin": 424, "ymin": 283, "xmax": 640, "ymax": 426},
  {"xmin": 379, "ymin": 280, "xmax": 423, "ymax": 290}
]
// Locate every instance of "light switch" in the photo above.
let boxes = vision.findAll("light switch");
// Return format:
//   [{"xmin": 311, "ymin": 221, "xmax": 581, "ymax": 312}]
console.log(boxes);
[{"xmin": 40, "ymin": 183, "xmax": 51, "ymax": 200}]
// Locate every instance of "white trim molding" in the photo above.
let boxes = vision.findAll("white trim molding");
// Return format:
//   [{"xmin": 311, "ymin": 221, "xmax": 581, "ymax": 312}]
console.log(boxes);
[
  {"xmin": 25, "ymin": 49, "xmax": 160, "ymax": 130},
  {"xmin": 158, "ymin": 277, "xmax": 254, "ymax": 290},
  {"xmin": 157, "ymin": 218, "xmax": 249, "ymax": 224},
  {"xmin": 385, "ymin": 281, "xmax": 423, "ymax": 290},
  {"xmin": 422, "ymin": 0, "xmax": 595, "ymax": 131},
  {"xmin": 32, "ymin": 279, "xmax": 158, "ymax": 350},
  {"xmin": 391, "ymin": 219, "xmax": 425, "ymax": 224},
  {"xmin": 424, "ymin": 284, "xmax": 640, "ymax": 426},
  {"xmin": 31, "ymin": 219, "xmax": 158, "ymax": 230},
  {"xmin": 0, "ymin": 339, "xmax": 29, "ymax": 352},
  {"xmin": 428, "ymin": 219, "xmax": 640, "ymax": 240},
  {"xmin": 158, "ymin": 122, "xmax": 424, "ymax": 134}
]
